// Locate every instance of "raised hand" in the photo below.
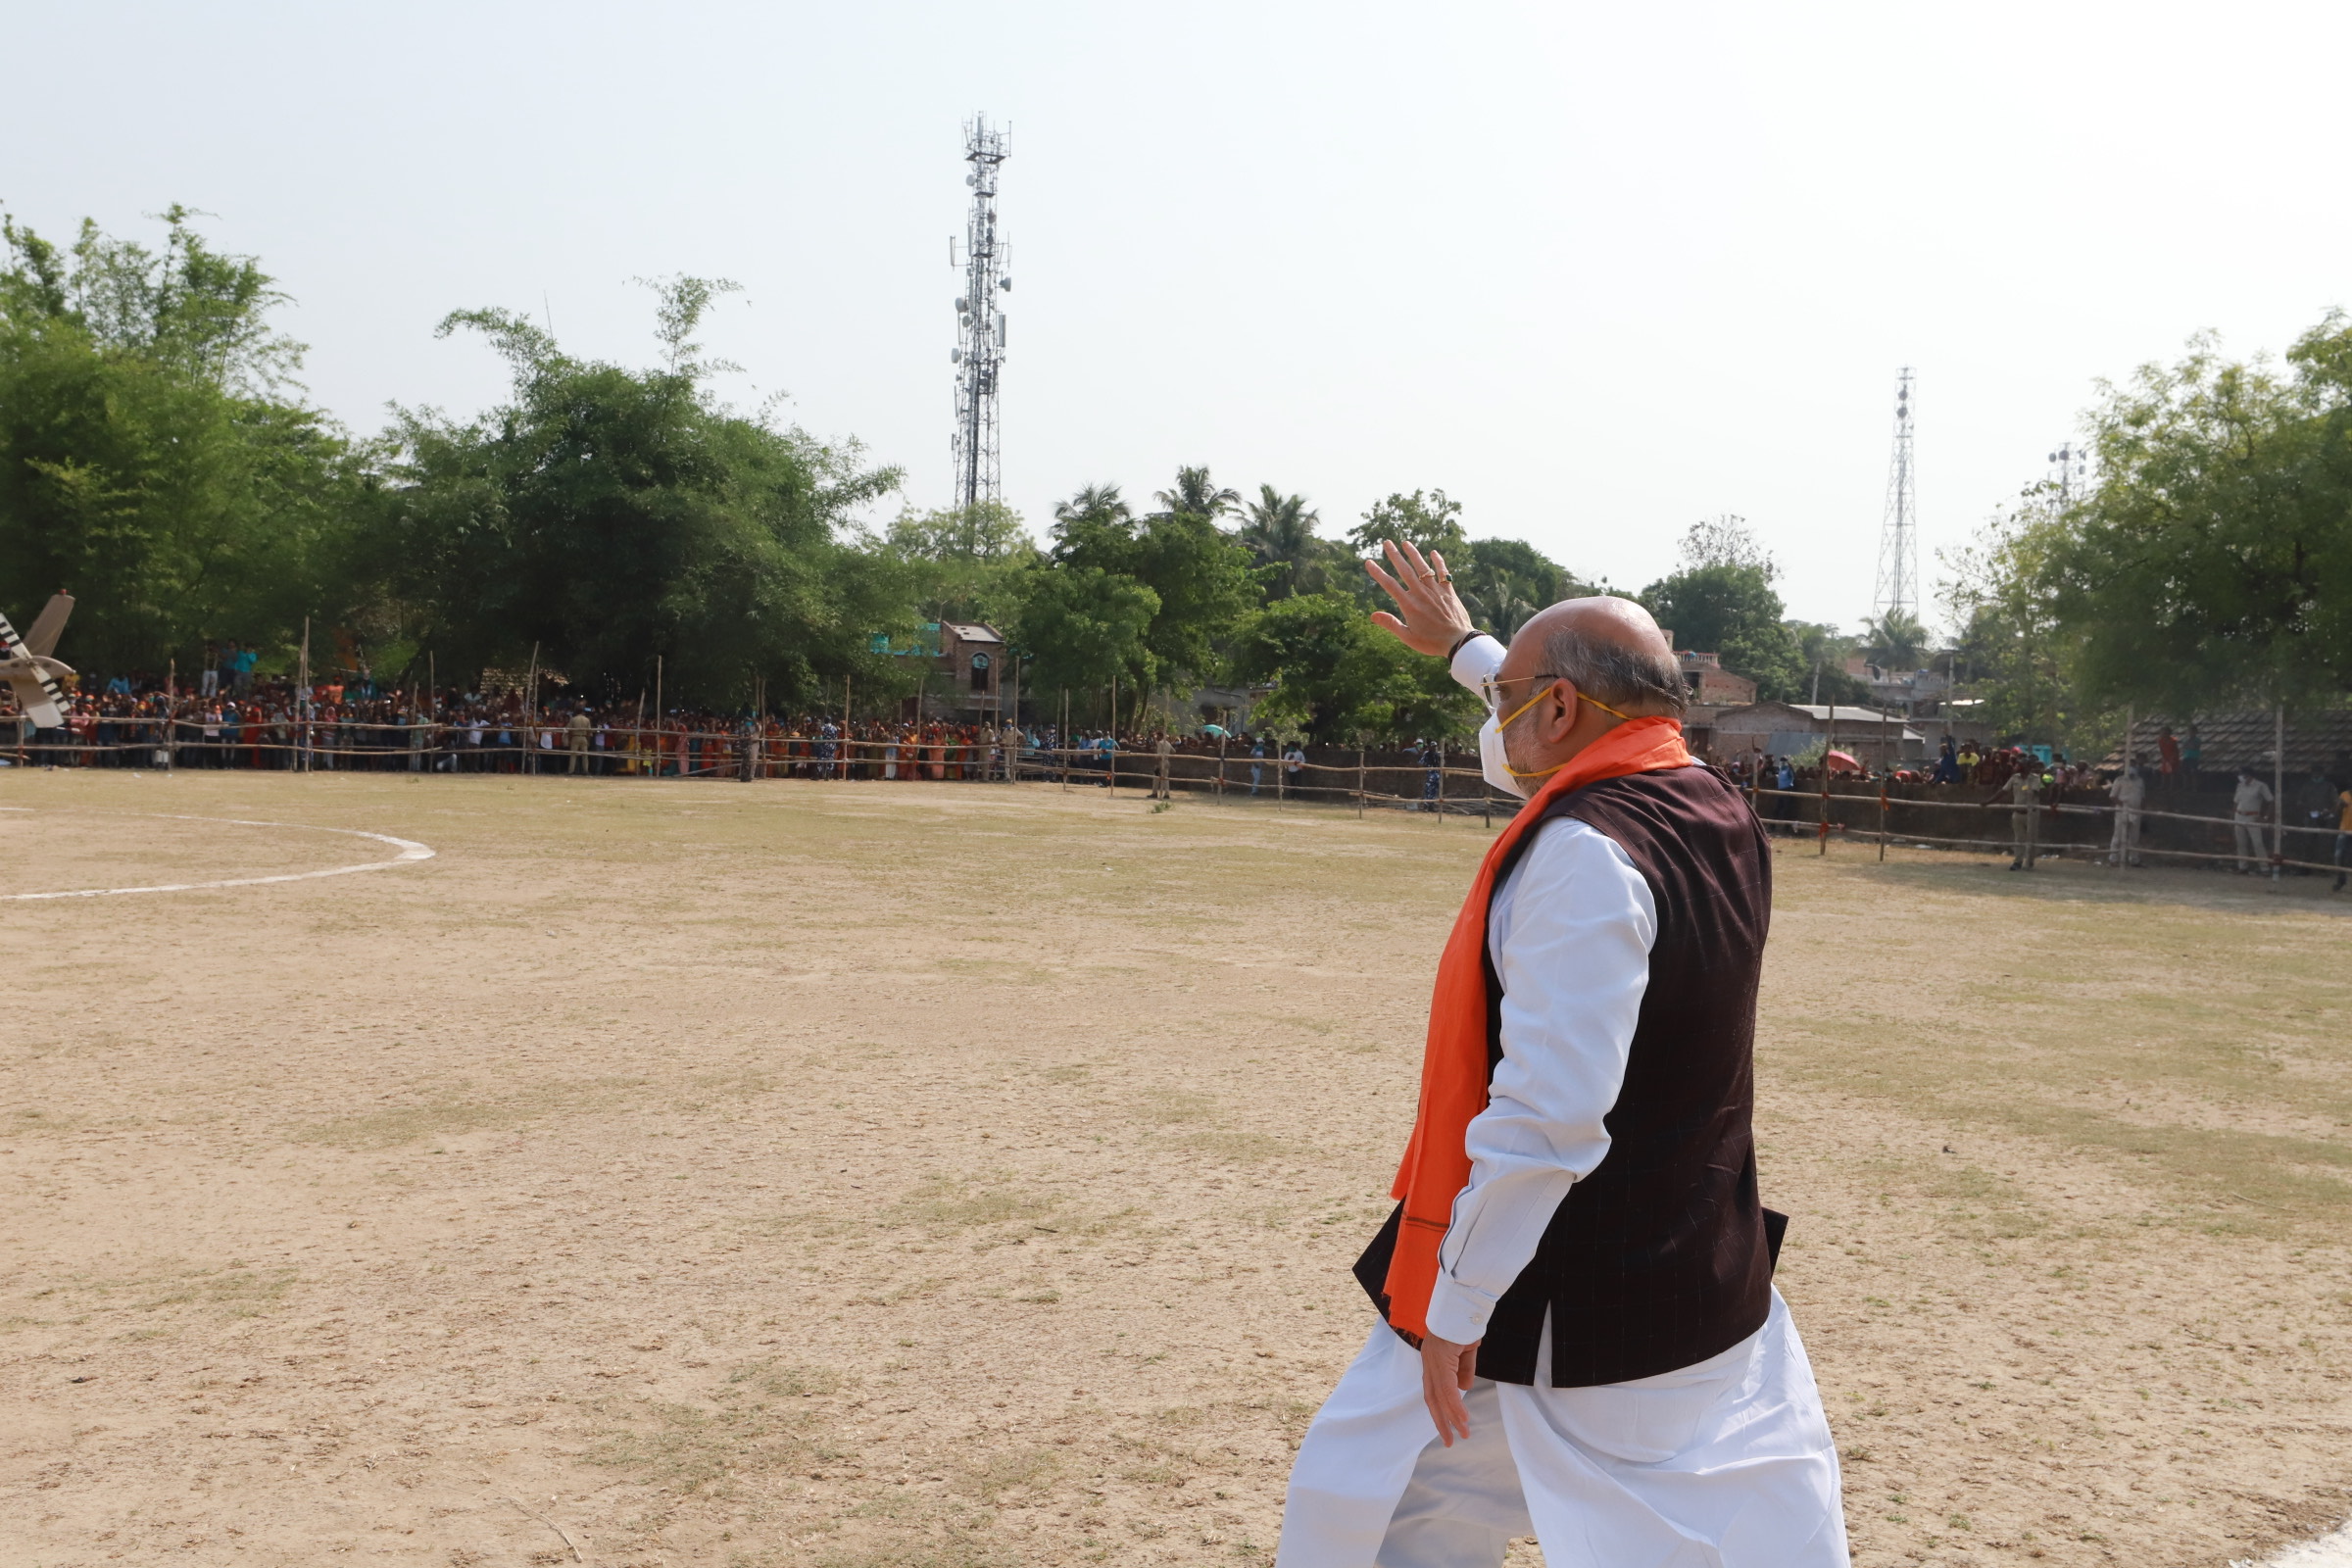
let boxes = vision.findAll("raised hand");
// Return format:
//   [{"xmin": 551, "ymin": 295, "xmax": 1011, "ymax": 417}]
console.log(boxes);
[{"xmin": 1365, "ymin": 538, "xmax": 1475, "ymax": 659}]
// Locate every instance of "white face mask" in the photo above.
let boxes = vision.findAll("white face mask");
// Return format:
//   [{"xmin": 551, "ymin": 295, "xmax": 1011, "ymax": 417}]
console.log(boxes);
[
  {"xmin": 1478, "ymin": 711, "xmax": 1527, "ymax": 800},
  {"xmin": 1480, "ymin": 680, "xmax": 1633, "ymax": 798}
]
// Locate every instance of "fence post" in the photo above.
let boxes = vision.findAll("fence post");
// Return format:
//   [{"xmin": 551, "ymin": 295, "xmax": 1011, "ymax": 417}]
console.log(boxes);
[
  {"xmin": 2274, "ymin": 701, "xmax": 2286, "ymax": 881},
  {"xmin": 1356, "ymin": 746, "xmax": 1366, "ymax": 820},
  {"xmin": 1819, "ymin": 710, "xmax": 1834, "ymax": 856},
  {"xmin": 1879, "ymin": 781, "xmax": 1888, "ymax": 861},
  {"xmin": 2026, "ymin": 782, "xmax": 2040, "ymax": 871}
]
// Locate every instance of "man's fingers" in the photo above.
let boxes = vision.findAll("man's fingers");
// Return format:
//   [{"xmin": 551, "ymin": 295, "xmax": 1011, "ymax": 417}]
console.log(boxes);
[
  {"xmin": 1420, "ymin": 1338, "xmax": 1473, "ymax": 1446},
  {"xmin": 1369, "ymin": 611, "xmax": 1408, "ymax": 641},
  {"xmin": 1363, "ymin": 558, "xmax": 1413, "ymax": 607},
  {"xmin": 1389, "ymin": 538, "xmax": 1433, "ymax": 580}
]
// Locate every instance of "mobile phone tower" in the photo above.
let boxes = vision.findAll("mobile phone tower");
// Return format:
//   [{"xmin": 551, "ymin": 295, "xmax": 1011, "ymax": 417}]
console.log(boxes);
[
  {"xmin": 950, "ymin": 115, "xmax": 1009, "ymax": 521},
  {"xmin": 1874, "ymin": 368, "xmax": 1918, "ymax": 619}
]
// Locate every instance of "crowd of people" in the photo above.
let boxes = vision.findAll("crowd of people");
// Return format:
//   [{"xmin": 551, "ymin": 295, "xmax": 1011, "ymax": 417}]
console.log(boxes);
[
  {"xmin": 1716, "ymin": 737, "xmax": 2103, "ymax": 794},
  {"xmin": 14, "ymin": 677, "xmax": 2346, "ymax": 886},
  {"xmin": 4, "ymin": 677, "xmax": 1339, "ymax": 786}
]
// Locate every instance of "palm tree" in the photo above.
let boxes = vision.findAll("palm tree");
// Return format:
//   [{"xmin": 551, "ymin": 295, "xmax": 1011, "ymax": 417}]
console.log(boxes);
[
  {"xmin": 1859, "ymin": 610, "xmax": 1930, "ymax": 671},
  {"xmin": 1152, "ymin": 466, "xmax": 1240, "ymax": 521},
  {"xmin": 1238, "ymin": 485, "xmax": 1323, "ymax": 598},
  {"xmin": 1054, "ymin": 481, "xmax": 1131, "ymax": 529}
]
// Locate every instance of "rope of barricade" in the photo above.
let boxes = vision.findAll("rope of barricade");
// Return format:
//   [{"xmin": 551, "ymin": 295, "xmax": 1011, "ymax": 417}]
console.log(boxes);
[
  {"xmin": 1741, "ymin": 783, "xmax": 2344, "ymax": 874},
  {"xmin": 13, "ymin": 724, "xmax": 2345, "ymax": 875}
]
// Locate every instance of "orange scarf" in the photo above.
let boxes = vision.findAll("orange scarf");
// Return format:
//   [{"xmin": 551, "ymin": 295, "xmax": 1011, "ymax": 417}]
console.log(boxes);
[{"xmin": 1383, "ymin": 714, "xmax": 1692, "ymax": 1339}]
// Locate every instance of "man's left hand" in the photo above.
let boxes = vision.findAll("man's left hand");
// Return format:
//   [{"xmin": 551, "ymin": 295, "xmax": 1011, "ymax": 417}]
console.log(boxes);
[{"xmin": 1418, "ymin": 1332, "xmax": 1480, "ymax": 1446}]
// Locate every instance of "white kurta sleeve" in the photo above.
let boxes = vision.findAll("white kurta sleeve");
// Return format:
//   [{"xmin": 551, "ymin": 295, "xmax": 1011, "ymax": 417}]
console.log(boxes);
[
  {"xmin": 1449, "ymin": 632, "xmax": 1506, "ymax": 695},
  {"xmin": 1422, "ymin": 817, "xmax": 1657, "ymax": 1346}
]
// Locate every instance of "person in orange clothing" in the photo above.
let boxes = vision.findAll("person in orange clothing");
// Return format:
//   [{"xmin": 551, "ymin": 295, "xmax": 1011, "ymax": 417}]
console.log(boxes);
[{"xmin": 1280, "ymin": 541, "xmax": 1844, "ymax": 1568}]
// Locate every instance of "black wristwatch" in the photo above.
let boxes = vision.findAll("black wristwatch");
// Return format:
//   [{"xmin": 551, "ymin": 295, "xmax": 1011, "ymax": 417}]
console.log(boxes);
[{"xmin": 1445, "ymin": 628, "xmax": 1491, "ymax": 662}]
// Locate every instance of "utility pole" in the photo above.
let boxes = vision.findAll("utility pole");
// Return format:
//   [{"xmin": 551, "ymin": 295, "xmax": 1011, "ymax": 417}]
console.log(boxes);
[{"xmin": 951, "ymin": 115, "xmax": 1010, "ymax": 517}]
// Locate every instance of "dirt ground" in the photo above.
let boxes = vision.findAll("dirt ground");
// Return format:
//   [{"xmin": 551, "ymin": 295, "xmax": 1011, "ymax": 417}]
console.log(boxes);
[{"xmin": 1, "ymin": 769, "xmax": 2347, "ymax": 1568}]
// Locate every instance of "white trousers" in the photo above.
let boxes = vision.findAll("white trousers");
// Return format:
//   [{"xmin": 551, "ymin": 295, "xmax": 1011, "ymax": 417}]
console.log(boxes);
[{"xmin": 1279, "ymin": 1290, "xmax": 1847, "ymax": 1568}]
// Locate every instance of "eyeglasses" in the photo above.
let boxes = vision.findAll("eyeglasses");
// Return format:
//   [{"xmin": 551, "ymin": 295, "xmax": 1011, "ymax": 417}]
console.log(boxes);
[
  {"xmin": 1480, "ymin": 670, "xmax": 1638, "ymax": 724},
  {"xmin": 1479, "ymin": 671, "xmax": 1561, "ymax": 712}
]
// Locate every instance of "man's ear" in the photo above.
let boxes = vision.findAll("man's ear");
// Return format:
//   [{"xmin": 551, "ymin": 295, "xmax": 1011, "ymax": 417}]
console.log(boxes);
[{"xmin": 1545, "ymin": 680, "xmax": 1580, "ymax": 741}]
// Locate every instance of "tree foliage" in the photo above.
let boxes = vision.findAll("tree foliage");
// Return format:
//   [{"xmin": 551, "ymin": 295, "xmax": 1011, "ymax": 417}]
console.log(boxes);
[
  {"xmin": 1228, "ymin": 592, "xmax": 1476, "ymax": 742},
  {"xmin": 1456, "ymin": 536, "xmax": 1585, "ymax": 639},
  {"xmin": 1237, "ymin": 485, "xmax": 1326, "ymax": 598},
  {"xmin": 1346, "ymin": 488, "xmax": 1467, "ymax": 560},
  {"xmin": 0, "ymin": 208, "xmax": 362, "ymax": 671},
  {"xmin": 1038, "ymin": 472, "xmax": 1256, "ymax": 690},
  {"xmin": 376, "ymin": 280, "xmax": 905, "ymax": 709},
  {"xmin": 883, "ymin": 500, "xmax": 1037, "ymax": 627},
  {"xmin": 2038, "ymin": 318, "xmax": 2352, "ymax": 709},
  {"xmin": 0, "ymin": 212, "xmax": 1637, "ymax": 738},
  {"xmin": 1858, "ymin": 609, "xmax": 1930, "ymax": 670},
  {"xmin": 1940, "ymin": 496, "xmax": 2081, "ymax": 746}
]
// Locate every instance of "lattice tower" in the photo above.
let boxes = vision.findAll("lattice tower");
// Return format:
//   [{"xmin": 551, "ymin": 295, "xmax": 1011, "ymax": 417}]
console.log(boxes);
[
  {"xmin": 951, "ymin": 115, "xmax": 1009, "ymax": 519},
  {"xmin": 2046, "ymin": 441, "xmax": 2087, "ymax": 509},
  {"xmin": 1874, "ymin": 368, "xmax": 1918, "ymax": 619}
]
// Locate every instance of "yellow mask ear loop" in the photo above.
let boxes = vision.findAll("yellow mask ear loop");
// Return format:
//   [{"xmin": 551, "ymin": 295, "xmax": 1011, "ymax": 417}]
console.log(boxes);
[{"xmin": 1492, "ymin": 684, "xmax": 1638, "ymax": 779}]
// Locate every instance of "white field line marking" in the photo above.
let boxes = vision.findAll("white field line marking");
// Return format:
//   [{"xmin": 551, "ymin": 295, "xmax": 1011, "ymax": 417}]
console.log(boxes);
[
  {"xmin": 0, "ymin": 813, "xmax": 435, "ymax": 902},
  {"xmin": 2239, "ymin": 1521, "xmax": 2352, "ymax": 1568}
]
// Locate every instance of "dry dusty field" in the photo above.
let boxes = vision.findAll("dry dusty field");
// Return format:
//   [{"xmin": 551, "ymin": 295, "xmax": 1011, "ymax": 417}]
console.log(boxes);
[{"xmin": 1, "ymin": 769, "xmax": 2348, "ymax": 1568}]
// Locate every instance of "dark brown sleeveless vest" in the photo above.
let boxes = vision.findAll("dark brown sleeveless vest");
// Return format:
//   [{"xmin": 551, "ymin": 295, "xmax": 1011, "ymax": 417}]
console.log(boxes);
[{"xmin": 1354, "ymin": 764, "xmax": 1782, "ymax": 1388}]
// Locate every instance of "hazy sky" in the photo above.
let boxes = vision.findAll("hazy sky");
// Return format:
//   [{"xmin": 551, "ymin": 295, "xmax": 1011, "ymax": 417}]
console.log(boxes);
[{"xmin": 6, "ymin": 1, "xmax": 2346, "ymax": 632}]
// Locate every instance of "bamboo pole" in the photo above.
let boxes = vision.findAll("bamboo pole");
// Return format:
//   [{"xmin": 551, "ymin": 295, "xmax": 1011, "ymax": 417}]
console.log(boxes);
[
  {"xmin": 1819, "ymin": 707, "xmax": 1835, "ymax": 855},
  {"xmin": 1356, "ymin": 744, "xmax": 1366, "ymax": 819},
  {"xmin": 653, "ymin": 655, "xmax": 663, "ymax": 778},
  {"xmin": 298, "ymin": 618, "xmax": 311, "ymax": 773},
  {"xmin": 2274, "ymin": 701, "xmax": 2286, "ymax": 880},
  {"xmin": 523, "ymin": 642, "xmax": 540, "ymax": 775}
]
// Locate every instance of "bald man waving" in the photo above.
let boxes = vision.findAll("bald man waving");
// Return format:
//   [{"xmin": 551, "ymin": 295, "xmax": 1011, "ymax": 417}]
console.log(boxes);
[{"xmin": 1276, "ymin": 542, "xmax": 1848, "ymax": 1568}]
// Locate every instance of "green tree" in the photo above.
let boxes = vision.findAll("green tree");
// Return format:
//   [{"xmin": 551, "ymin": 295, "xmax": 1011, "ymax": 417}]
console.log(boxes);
[
  {"xmin": 2039, "ymin": 318, "xmax": 2352, "ymax": 710},
  {"xmin": 1941, "ymin": 494, "xmax": 2088, "ymax": 749},
  {"xmin": 1238, "ymin": 484, "xmax": 1324, "ymax": 598},
  {"xmin": 1857, "ymin": 609, "xmax": 1930, "ymax": 670},
  {"xmin": 1228, "ymin": 592, "xmax": 1477, "ymax": 743},
  {"xmin": 0, "ymin": 208, "xmax": 361, "ymax": 673},
  {"xmin": 1346, "ymin": 488, "xmax": 1468, "ymax": 560},
  {"xmin": 883, "ymin": 499, "xmax": 1037, "ymax": 626},
  {"xmin": 1456, "ymin": 537, "xmax": 1586, "ymax": 638},
  {"xmin": 377, "ymin": 279, "xmax": 903, "ymax": 710},
  {"xmin": 1050, "ymin": 474, "xmax": 1257, "ymax": 689},
  {"xmin": 1010, "ymin": 564, "xmax": 1158, "ymax": 712},
  {"xmin": 1786, "ymin": 621, "xmax": 1870, "ymax": 707},
  {"xmin": 1153, "ymin": 466, "xmax": 1240, "ymax": 523},
  {"xmin": 1641, "ymin": 519, "xmax": 1805, "ymax": 700}
]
